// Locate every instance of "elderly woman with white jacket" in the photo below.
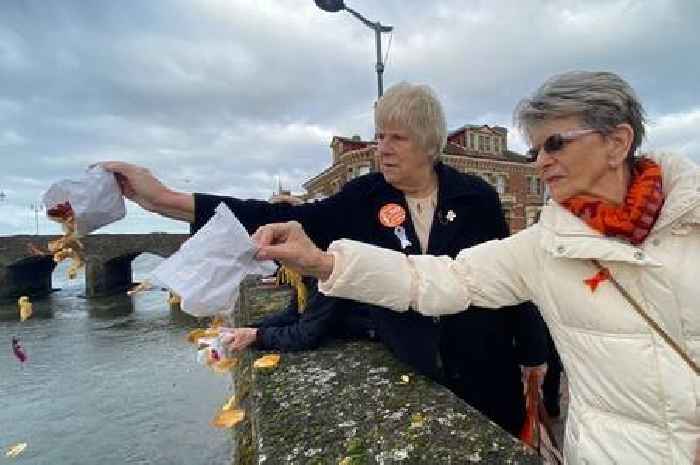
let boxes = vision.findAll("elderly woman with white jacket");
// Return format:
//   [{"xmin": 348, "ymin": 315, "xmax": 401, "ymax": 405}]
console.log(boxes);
[{"xmin": 255, "ymin": 71, "xmax": 700, "ymax": 464}]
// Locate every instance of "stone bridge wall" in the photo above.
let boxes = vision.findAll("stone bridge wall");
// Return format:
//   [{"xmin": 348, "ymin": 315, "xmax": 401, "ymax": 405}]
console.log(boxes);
[
  {"xmin": 0, "ymin": 234, "xmax": 188, "ymax": 300},
  {"xmin": 229, "ymin": 279, "xmax": 541, "ymax": 464}
]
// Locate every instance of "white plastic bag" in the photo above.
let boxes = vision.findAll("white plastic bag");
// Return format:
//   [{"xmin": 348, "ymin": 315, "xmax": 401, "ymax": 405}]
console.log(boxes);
[
  {"xmin": 42, "ymin": 165, "xmax": 126, "ymax": 235},
  {"xmin": 150, "ymin": 203, "xmax": 276, "ymax": 317}
]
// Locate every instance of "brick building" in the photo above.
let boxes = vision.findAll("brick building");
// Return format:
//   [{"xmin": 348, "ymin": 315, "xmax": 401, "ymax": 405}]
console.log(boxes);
[{"xmin": 302, "ymin": 124, "xmax": 545, "ymax": 233}]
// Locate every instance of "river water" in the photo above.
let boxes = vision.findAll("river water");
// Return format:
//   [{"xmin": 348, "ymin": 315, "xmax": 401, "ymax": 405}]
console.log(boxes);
[{"xmin": 0, "ymin": 254, "xmax": 232, "ymax": 464}]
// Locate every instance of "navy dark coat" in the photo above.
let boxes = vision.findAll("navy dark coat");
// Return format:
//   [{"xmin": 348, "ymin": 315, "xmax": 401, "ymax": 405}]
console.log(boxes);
[{"xmin": 192, "ymin": 162, "xmax": 547, "ymax": 435}]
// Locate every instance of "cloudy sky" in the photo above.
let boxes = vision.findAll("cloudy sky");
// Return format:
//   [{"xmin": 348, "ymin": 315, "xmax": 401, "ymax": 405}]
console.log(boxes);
[{"xmin": 1, "ymin": 0, "xmax": 698, "ymax": 235}]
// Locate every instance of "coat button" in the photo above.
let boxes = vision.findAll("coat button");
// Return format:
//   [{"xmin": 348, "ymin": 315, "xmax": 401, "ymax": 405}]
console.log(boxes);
[
  {"xmin": 652, "ymin": 238, "xmax": 661, "ymax": 246},
  {"xmin": 634, "ymin": 251, "xmax": 645, "ymax": 260}
]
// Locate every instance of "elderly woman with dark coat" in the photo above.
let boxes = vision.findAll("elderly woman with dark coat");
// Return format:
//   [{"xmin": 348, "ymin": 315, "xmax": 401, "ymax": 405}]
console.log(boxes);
[{"xmin": 103, "ymin": 82, "xmax": 548, "ymax": 436}]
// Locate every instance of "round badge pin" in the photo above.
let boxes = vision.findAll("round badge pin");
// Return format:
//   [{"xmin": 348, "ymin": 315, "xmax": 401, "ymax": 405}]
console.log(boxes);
[{"xmin": 379, "ymin": 203, "xmax": 406, "ymax": 228}]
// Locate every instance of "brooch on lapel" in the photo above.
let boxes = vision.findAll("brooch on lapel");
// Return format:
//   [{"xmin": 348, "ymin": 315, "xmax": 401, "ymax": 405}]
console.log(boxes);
[
  {"xmin": 438, "ymin": 208, "xmax": 457, "ymax": 225},
  {"xmin": 379, "ymin": 203, "xmax": 412, "ymax": 249}
]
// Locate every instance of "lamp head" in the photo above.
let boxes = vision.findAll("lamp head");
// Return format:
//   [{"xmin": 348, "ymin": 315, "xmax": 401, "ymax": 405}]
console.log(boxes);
[{"xmin": 314, "ymin": 0, "xmax": 345, "ymax": 13}]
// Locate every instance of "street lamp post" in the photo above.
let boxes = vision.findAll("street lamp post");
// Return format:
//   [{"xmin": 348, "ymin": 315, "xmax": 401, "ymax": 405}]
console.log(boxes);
[
  {"xmin": 314, "ymin": 0, "xmax": 393, "ymax": 99},
  {"xmin": 30, "ymin": 203, "xmax": 42, "ymax": 235}
]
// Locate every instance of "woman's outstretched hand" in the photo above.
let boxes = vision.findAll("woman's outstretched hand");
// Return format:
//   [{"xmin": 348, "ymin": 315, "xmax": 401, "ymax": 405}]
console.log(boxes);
[
  {"xmin": 101, "ymin": 161, "xmax": 194, "ymax": 221},
  {"xmin": 253, "ymin": 221, "xmax": 334, "ymax": 280}
]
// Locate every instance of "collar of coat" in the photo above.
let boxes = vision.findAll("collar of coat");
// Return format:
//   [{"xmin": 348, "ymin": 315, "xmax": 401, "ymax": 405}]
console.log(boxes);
[
  {"xmin": 366, "ymin": 161, "xmax": 485, "ymax": 202},
  {"xmin": 538, "ymin": 153, "xmax": 700, "ymax": 266},
  {"xmin": 365, "ymin": 162, "xmax": 491, "ymax": 255}
]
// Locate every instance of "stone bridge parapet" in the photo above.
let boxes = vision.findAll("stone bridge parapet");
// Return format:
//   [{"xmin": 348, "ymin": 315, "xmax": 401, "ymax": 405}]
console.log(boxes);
[
  {"xmin": 229, "ymin": 279, "xmax": 541, "ymax": 464},
  {"xmin": 0, "ymin": 233, "xmax": 188, "ymax": 300}
]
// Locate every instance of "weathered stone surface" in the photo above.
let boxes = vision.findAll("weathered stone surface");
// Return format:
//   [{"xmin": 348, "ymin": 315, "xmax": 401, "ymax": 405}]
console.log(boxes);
[{"xmin": 231, "ymin": 280, "xmax": 540, "ymax": 465}]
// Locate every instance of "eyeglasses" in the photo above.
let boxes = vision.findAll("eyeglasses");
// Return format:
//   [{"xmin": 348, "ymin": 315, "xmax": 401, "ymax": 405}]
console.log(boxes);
[{"xmin": 526, "ymin": 128, "xmax": 599, "ymax": 162}]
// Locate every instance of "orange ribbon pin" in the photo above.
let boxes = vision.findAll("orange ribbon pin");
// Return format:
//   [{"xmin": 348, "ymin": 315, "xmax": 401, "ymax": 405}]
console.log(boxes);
[{"xmin": 584, "ymin": 267, "xmax": 611, "ymax": 292}]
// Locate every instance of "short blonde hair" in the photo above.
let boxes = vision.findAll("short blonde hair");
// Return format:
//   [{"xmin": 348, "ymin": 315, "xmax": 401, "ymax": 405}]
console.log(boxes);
[{"xmin": 375, "ymin": 82, "xmax": 447, "ymax": 162}]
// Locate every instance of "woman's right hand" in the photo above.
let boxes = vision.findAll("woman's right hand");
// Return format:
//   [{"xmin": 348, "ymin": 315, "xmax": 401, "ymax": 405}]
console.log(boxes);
[
  {"xmin": 101, "ymin": 161, "xmax": 194, "ymax": 221},
  {"xmin": 253, "ymin": 221, "xmax": 334, "ymax": 280},
  {"xmin": 101, "ymin": 161, "xmax": 170, "ymax": 212}
]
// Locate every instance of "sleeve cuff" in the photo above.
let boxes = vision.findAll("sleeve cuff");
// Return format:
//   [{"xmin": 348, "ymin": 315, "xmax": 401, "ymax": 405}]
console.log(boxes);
[
  {"xmin": 191, "ymin": 192, "xmax": 219, "ymax": 234},
  {"xmin": 254, "ymin": 328, "xmax": 265, "ymax": 348},
  {"xmin": 318, "ymin": 249, "xmax": 344, "ymax": 294},
  {"xmin": 317, "ymin": 239, "xmax": 413, "ymax": 312}
]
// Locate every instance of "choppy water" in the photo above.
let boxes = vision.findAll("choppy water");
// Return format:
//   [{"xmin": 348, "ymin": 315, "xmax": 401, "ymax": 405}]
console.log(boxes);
[{"xmin": 0, "ymin": 254, "xmax": 232, "ymax": 465}]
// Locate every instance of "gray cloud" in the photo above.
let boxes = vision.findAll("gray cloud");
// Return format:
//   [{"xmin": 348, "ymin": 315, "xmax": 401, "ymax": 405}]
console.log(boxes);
[{"xmin": 1, "ymin": 0, "xmax": 698, "ymax": 235}]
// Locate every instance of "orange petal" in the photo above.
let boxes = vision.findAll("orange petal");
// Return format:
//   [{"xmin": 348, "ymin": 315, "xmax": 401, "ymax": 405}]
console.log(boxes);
[
  {"xmin": 253, "ymin": 354, "xmax": 281, "ymax": 369},
  {"xmin": 211, "ymin": 357, "xmax": 239, "ymax": 374},
  {"xmin": 211, "ymin": 408, "xmax": 245, "ymax": 428}
]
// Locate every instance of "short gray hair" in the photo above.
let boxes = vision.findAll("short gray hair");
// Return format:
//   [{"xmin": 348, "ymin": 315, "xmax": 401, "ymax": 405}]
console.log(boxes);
[
  {"xmin": 514, "ymin": 71, "xmax": 647, "ymax": 161},
  {"xmin": 375, "ymin": 82, "xmax": 447, "ymax": 162}
]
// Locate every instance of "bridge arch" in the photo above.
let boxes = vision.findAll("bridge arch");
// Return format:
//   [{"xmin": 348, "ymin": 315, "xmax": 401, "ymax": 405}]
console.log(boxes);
[{"xmin": 0, "ymin": 234, "xmax": 188, "ymax": 300}]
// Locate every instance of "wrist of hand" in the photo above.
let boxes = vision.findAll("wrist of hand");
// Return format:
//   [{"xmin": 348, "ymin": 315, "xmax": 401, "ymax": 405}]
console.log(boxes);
[
  {"xmin": 311, "ymin": 252, "xmax": 334, "ymax": 281},
  {"xmin": 154, "ymin": 190, "xmax": 195, "ymax": 221}
]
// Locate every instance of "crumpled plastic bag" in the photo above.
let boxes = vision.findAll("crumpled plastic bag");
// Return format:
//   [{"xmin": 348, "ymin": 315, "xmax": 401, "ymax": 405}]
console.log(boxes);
[
  {"xmin": 150, "ymin": 203, "xmax": 276, "ymax": 317},
  {"xmin": 42, "ymin": 165, "xmax": 126, "ymax": 235}
]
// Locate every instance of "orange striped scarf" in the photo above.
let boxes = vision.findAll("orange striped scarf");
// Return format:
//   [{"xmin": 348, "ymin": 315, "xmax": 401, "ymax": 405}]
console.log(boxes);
[{"xmin": 563, "ymin": 158, "xmax": 664, "ymax": 245}]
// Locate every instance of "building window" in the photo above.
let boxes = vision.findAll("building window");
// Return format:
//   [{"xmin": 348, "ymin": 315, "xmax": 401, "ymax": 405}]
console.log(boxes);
[
  {"xmin": 502, "ymin": 208, "xmax": 512, "ymax": 229},
  {"xmin": 494, "ymin": 138, "xmax": 500, "ymax": 153},
  {"xmin": 478, "ymin": 135, "xmax": 485, "ymax": 151},
  {"xmin": 528, "ymin": 176, "xmax": 541, "ymax": 195},
  {"xmin": 484, "ymin": 137, "xmax": 492, "ymax": 152},
  {"xmin": 357, "ymin": 165, "xmax": 370, "ymax": 176},
  {"xmin": 526, "ymin": 207, "xmax": 542, "ymax": 226},
  {"xmin": 469, "ymin": 133, "xmax": 476, "ymax": 150},
  {"xmin": 495, "ymin": 175, "xmax": 506, "ymax": 194}
]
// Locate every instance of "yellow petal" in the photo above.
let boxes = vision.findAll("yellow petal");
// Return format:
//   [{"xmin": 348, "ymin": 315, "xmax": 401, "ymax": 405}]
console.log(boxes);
[
  {"xmin": 67, "ymin": 267, "xmax": 78, "ymax": 280},
  {"xmin": 399, "ymin": 375, "xmax": 410, "ymax": 385},
  {"xmin": 185, "ymin": 328, "xmax": 220, "ymax": 344},
  {"xmin": 126, "ymin": 281, "xmax": 152, "ymax": 296},
  {"xmin": 222, "ymin": 394, "xmax": 238, "ymax": 411},
  {"xmin": 210, "ymin": 316, "xmax": 225, "ymax": 328},
  {"xmin": 253, "ymin": 354, "xmax": 281, "ymax": 369},
  {"xmin": 211, "ymin": 408, "xmax": 245, "ymax": 428},
  {"xmin": 410, "ymin": 412, "xmax": 424, "ymax": 429},
  {"xmin": 5, "ymin": 442, "xmax": 27, "ymax": 458},
  {"xmin": 19, "ymin": 303, "xmax": 32, "ymax": 322},
  {"xmin": 186, "ymin": 328, "xmax": 207, "ymax": 343}
]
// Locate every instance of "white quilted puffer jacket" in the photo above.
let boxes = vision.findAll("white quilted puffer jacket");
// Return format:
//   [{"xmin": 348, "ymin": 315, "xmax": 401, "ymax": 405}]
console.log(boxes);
[{"xmin": 320, "ymin": 153, "xmax": 700, "ymax": 464}]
